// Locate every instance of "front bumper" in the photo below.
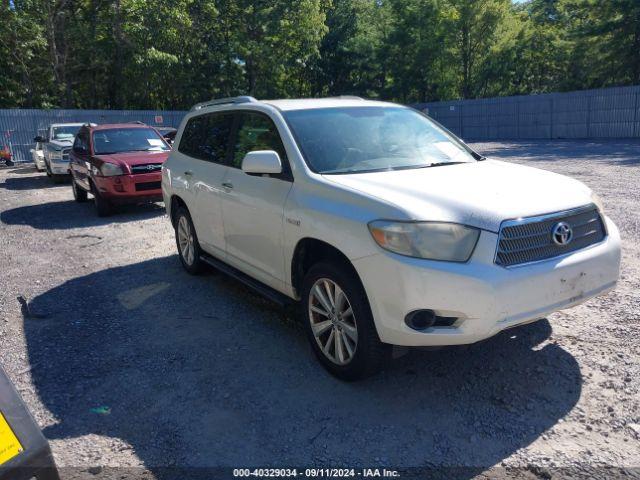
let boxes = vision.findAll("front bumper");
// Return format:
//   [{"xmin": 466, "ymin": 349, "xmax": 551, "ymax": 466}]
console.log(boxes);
[
  {"xmin": 34, "ymin": 156, "xmax": 46, "ymax": 170},
  {"xmin": 48, "ymin": 160, "xmax": 69, "ymax": 175},
  {"xmin": 94, "ymin": 171, "xmax": 163, "ymax": 204},
  {"xmin": 353, "ymin": 216, "xmax": 621, "ymax": 347}
]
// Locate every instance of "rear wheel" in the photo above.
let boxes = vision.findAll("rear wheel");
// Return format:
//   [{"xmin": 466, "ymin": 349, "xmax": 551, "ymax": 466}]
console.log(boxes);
[
  {"xmin": 174, "ymin": 206, "xmax": 205, "ymax": 274},
  {"xmin": 72, "ymin": 178, "xmax": 88, "ymax": 202},
  {"xmin": 91, "ymin": 182, "xmax": 112, "ymax": 216},
  {"xmin": 302, "ymin": 262, "xmax": 389, "ymax": 380}
]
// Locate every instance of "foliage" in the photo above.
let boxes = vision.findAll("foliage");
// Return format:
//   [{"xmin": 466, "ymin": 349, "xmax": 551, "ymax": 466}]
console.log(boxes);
[{"xmin": 0, "ymin": 0, "xmax": 637, "ymax": 108}]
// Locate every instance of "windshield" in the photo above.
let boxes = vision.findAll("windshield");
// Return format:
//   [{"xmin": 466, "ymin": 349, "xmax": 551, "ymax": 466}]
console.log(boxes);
[
  {"xmin": 92, "ymin": 128, "xmax": 170, "ymax": 155},
  {"xmin": 52, "ymin": 126, "xmax": 81, "ymax": 141},
  {"xmin": 284, "ymin": 106, "xmax": 476, "ymax": 174}
]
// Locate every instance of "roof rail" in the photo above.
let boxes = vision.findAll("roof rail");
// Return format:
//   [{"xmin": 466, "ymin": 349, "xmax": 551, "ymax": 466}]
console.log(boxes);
[
  {"xmin": 128, "ymin": 121, "xmax": 146, "ymax": 125},
  {"xmin": 190, "ymin": 96, "xmax": 258, "ymax": 111}
]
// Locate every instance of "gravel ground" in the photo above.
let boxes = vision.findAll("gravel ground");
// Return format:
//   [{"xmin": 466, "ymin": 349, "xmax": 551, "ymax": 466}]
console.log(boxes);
[{"xmin": 0, "ymin": 140, "xmax": 639, "ymax": 479}]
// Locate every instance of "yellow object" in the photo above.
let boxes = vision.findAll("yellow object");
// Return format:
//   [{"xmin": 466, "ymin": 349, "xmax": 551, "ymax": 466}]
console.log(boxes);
[{"xmin": 0, "ymin": 412, "xmax": 23, "ymax": 465}]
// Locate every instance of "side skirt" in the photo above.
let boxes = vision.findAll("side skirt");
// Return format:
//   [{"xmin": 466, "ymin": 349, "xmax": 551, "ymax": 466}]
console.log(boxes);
[{"xmin": 200, "ymin": 253, "xmax": 295, "ymax": 309}]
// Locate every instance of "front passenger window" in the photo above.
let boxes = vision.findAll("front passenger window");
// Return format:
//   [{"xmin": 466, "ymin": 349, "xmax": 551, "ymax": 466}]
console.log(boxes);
[{"xmin": 73, "ymin": 132, "xmax": 89, "ymax": 154}]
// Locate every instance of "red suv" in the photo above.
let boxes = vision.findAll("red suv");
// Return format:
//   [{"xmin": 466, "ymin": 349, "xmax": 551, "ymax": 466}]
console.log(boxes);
[{"xmin": 69, "ymin": 123, "xmax": 171, "ymax": 216}]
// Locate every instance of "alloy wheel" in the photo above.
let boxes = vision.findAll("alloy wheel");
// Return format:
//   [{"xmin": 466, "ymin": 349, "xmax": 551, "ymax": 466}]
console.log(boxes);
[
  {"xmin": 177, "ymin": 215, "xmax": 195, "ymax": 266},
  {"xmin": 308, "ymin": 278, "xmax": 358, "ymax": 365}
]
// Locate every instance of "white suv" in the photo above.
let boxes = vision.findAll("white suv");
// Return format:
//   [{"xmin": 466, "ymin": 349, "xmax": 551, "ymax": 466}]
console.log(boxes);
[{"xmin": 162, "ymin": 96, "xmax": 621, "ymax": 380}]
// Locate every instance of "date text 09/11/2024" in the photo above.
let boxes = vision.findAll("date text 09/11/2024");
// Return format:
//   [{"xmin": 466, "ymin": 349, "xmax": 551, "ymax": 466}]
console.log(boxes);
[{"xmin": 232, "ymin": 468, "xmax": 400, "ymax": 477}]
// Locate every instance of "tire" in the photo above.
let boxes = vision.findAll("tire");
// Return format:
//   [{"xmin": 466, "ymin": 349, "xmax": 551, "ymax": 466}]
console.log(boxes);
[
  {"xmin": 90, "ymin": 181, "xmax": 112, "ymax": 217},
  {"xmin": 174, "ymin": 206, "xmax": 205, "ymax": 274},
  {"xmin": 302, "ymin": 261, "xmax": 389, "ymax": 381},
  {"xmin": 72, "ymin": 178, "xmax": 88, "ymax": 202}
]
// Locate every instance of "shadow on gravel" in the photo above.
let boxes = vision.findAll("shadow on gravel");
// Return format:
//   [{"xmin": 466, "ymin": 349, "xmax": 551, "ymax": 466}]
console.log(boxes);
[
  {"xmin": 474, "ymin": 140, "xmax": 640, "ymax": 166},
  {"xmin": 24, "ymin": 256, "xmax": 582, "ymax": 477},
  {"xmin": 1, "ymin": 200, "xmax": 164, "ymax": 228},
  {"xmin": 0, "ymin": 174, "xmax": 63, "ymax": 190},
  {"xmin": 8, "ymin": 165, "xmax": 41, "ymax": 175}
]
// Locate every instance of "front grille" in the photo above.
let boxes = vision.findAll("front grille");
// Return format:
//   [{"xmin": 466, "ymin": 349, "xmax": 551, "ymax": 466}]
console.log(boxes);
[
  {"xmin": 131, "ymin": 163, "xmax": 162, "ymax": 174},
  {"xmin": 135, "ymin": 181, "xmax": 161, "ymax": 192},
  {"xmin": 495, "ymin": 205, "xmax": 606, "ymax": 267}
]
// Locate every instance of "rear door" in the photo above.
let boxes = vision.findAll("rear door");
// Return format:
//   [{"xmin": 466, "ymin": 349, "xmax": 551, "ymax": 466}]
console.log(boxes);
[
  {"xmin": 219, "ymin": 111, "xmax": 293, "ymax": 291},
  {"xmin": 178, "ymin": 111, "xmax": 235, "ymax": 258}
]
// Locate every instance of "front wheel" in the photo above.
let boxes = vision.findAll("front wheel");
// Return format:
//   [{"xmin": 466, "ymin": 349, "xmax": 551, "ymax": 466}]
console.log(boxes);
[
  {"xmin": 91, "ymin": 182, "xmax": 112, "ymax": 216},
  {"xmin": 302, "ymin": 262, "xmax": 389, "ymax": 381},
  {"xmin": 174, "ymin": 206, "xmax": 205, "ymax": 274},
  {"xmin": 72, "ymin": 178, "xmax": 88, "ymax": 202}
]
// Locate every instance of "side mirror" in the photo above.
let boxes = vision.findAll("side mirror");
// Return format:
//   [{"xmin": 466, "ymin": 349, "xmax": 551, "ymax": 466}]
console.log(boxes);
[
  {"xmin": 241, "ymin": 150, "xmax": 282, "ymax": 175},
  {"xmin": 34, "ymin": 136, "xmax": 46, "ymax": 143}
]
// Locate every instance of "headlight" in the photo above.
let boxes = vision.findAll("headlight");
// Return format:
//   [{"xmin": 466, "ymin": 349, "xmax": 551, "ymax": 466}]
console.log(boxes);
[
  {"xmin": 591, "ymin": 192, "xmax": 605, "ymax": 214},
  {"xmin": 99, "ymin": 162, "xmax": 124, "ymax": 176},
  {"xmin": 368, "ymin": 221, "xmax": 480, "ymax": 262},
  {"xmin": 49, "ymin": 150, "xmax": 63, "ymax": 160}
]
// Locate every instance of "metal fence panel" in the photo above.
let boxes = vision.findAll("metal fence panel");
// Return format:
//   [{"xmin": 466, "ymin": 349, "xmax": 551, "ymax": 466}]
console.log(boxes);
[
  {"xmin": 3, "ymin": 87, "xmax": 640, "ymax": 162},
  {"xmin": 0, "ymin": 109, "xmax": 187, "ymax": 162},
  {"xmin": 415, "ymin": 85, "xmax": 640, "ymax": 141}
]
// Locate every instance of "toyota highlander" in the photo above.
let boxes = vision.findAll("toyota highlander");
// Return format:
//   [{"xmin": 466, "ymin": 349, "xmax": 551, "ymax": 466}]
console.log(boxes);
[{"xmin": 162, "ymin": 96, "xmax": 621, "ymax": 380}]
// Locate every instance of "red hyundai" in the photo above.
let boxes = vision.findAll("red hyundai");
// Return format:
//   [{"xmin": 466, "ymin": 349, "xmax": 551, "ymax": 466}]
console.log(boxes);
[{"xmin": 69, "ymin": 123, "xmax": 171, "ymax": 216}]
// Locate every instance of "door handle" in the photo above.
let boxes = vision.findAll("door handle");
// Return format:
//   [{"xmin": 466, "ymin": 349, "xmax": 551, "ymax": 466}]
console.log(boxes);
[
  {"xmin": 221, "ymin": 182, "xmax": 234, "ymax": 190},
  {"xmin": 184, "ymin": 170, "xmax": 193, "ymax": 176}
]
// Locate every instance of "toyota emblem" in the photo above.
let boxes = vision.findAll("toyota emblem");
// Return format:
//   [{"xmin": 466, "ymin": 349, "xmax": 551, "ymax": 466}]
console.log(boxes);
[{"xmin": 552, "ymin": 221, "xmax": 573, "ymax": 246}]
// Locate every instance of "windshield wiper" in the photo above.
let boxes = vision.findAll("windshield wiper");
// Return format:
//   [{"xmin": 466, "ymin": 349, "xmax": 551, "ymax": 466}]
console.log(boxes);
[
  {"xmin": 129, "ymin": 148, "xmax": 166, "ymax": 152},
  {"xmin": 425, "ymin": 161, "xmax": 466, "ymax": 168}
]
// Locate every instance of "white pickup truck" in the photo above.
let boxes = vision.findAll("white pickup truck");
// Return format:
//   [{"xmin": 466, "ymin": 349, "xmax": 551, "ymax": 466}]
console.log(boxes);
[{"xmin": 35, "ymin": 123, "xmax": 85, "ymax": 183}]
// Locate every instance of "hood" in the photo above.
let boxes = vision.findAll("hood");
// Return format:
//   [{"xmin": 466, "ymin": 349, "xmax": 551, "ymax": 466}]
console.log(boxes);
[
  {"xmin": 322, "ymin": 160, "xmax": 594, "ymax": 232},
  {"xmin": 49, "ymin": 139, "xmax": 74, "ymax": 149},
  {"xmin": 95, "ymin": 151, "xmax": 170, "ymax": 168}
]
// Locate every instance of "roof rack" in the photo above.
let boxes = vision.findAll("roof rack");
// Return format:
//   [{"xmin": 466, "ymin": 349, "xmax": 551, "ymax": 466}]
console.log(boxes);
[{"xmin": 190, "ymin": 96, "xmax": 258, "ymax": 111}]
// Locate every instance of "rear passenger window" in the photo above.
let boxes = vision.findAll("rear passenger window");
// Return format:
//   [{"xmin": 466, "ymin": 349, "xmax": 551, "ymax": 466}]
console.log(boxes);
[
  {"xmin": 231, "ymin": 112, "xmax": 288, "ymax": 169},
  {"xmin": 179, "ymin": 113, "xmax": 233, "ymax": 163}
]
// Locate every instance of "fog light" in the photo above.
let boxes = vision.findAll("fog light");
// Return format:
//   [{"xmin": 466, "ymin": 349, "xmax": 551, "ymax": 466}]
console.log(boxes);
[
  {"xmin": 405, "ymin": 310, "xmax": 436, "ymax": 330},
  {"xmin": 405, "ymin": 310, "xmax": 458, "ymax": 331}
]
